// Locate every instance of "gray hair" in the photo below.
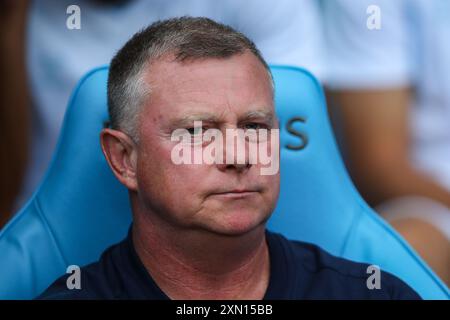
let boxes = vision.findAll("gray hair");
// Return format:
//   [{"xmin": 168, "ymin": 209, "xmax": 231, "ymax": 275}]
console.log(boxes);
[{"xmin": 107, "ymin": 16, "xmax": 273, "ymax": 141}]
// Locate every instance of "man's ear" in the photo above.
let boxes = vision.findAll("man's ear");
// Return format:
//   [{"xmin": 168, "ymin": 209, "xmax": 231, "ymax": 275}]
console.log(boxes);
[{"xmin": 100, "ymin": 128, "xmax": 138, "ymax": 191}]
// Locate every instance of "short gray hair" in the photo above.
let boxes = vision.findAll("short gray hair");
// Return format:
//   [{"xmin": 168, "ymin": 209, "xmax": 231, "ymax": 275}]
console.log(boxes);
[{"xmin": 107, "ymin": 16, "xmax": 273, "ymax": 141}]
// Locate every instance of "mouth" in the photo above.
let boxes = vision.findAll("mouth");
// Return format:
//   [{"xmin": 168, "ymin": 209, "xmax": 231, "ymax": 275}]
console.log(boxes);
[{"xmin": 210, "ymin": 189, "xmax": 260, "ymax": 199}]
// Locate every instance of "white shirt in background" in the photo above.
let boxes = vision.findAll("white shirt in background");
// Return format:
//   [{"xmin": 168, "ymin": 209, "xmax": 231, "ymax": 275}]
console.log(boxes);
[{"xmin": 322, "ymin": 0, "xmax": 450, "ymax": 193}]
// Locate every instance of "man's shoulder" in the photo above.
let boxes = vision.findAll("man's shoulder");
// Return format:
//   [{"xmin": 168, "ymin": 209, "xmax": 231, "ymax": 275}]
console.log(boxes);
[
  {"xmin": 267, "ymin": 231, "xmax": 421, "ymax": 299},
  {"xmin": 36, "ymin": 242, "xmax": 124, "ymax": 300}
]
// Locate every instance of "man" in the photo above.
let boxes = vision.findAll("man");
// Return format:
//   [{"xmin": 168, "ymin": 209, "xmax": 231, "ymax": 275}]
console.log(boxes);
[
  {"xmin": 38, "ymin": 17, "xmax": 420, "ymax": 299},
  {"xmin": 322, "ymin": 0, "xmax": 450, "ymax": 285},
  {"xmin": 1, "ymin": 0, "xmax": 323, "ymax": 228}
]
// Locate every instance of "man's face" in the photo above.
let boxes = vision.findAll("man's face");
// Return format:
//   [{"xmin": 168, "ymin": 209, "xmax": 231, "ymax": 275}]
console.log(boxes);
[{"xmin": 134, "ymin": 51, "xmax": 280, "ymax": 236}]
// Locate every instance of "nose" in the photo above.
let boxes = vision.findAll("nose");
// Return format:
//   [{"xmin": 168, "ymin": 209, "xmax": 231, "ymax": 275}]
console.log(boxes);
[
  {"xmin": 216, "ymin": 161, "xmax": 251, "ymax": 173},
  {"xmin": 216, "ymin": 131, "xmax": 252, "ymax": 173}
]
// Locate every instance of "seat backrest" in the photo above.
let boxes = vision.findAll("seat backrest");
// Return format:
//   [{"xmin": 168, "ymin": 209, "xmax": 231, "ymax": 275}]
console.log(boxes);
[{"xmin": 0, "ymin": 66, "xmax": 448, "ymax": 299}]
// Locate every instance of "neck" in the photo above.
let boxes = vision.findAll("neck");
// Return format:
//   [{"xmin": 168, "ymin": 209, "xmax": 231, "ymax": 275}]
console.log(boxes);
[{"xmin": 132, "ymin": 211, "xmax": 270, "ymax": 300}]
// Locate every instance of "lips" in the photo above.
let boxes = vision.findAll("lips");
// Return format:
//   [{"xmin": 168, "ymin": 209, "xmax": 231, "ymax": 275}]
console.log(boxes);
[
  {"xmin": 209, "ymin": 188, "xmax": 260, "ymax": 198},
  {"xmin": 225, "ymin": 189, "xmax": 254, "ymax": 194}
]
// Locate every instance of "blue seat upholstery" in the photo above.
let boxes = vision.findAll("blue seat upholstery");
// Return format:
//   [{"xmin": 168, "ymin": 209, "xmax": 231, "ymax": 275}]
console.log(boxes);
[{"xmin": 0, "ymin": 66, "xmax": 448, "ymax": 299}]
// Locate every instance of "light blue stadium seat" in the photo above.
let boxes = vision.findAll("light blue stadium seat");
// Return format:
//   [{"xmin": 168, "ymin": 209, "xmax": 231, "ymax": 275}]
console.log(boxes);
[{"xmin": 0, "ymin": 66, "xmax": 448, "ymax": 299}]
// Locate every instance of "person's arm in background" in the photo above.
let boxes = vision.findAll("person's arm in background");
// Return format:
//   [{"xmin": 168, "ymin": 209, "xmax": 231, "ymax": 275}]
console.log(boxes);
[
  {"xmin": 0, "ymin": 0, "xmax": 30, "ymax": 226},
  {"xmin": 322, "ymin": 0, "xmax": 450, "ymax": 209},
  {"xmin": 327, "ymin": 88, "xmax": 450, "ymax": 209}
]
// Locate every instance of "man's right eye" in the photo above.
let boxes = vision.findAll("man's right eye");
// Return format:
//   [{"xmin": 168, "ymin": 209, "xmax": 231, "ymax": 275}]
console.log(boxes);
[{"xmin": 186, "ymin": 127, "xmax": 203, "ymax": 135}]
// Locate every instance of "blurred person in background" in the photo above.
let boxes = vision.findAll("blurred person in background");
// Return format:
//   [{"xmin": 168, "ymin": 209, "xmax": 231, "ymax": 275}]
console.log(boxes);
[
  {"xmin": 322, "ymin": 0, "xmax": 450, "ymax": 285},
  {"xmin": 0, "ymin": 0, "xmax": 324, "ymax": 228},
  {"xmin": 0, "ymin": 1, "xmax": 30, "ymax": 227}
]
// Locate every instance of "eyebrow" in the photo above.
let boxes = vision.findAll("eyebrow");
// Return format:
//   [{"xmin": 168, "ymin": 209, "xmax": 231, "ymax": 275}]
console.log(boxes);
[
  {"xmin": 171, "ymin": 113, "xmax": 221, "ymax": 128},
  {"xmin": 240, "ymin": 110, "xmax": 275, "ymax": 124},
  {"xmin": 171, "ymin": 108, "xmax": 275, "ymax": 128}
]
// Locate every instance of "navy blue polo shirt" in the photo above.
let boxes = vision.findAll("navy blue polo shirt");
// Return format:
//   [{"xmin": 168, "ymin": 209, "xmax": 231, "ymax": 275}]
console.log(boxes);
[{"xmin": 38, "ymin": 228, "xmax": 421, "ymax": 299}]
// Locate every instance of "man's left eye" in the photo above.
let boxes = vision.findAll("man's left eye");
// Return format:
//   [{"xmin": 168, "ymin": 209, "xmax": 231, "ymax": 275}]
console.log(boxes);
[{"xmin": 244, "ymin": 123, "xmax": 265, "ymax": 130}]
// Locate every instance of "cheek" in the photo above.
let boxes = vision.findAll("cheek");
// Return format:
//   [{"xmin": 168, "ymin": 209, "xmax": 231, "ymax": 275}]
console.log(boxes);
[
  {"xmin": 135, "ymin": 142, "xmax": 174, "ymax": 204},
  {"xmin": 261, "ymin": 174, "xmax": 280, "ymax": 205},
  {"xmin": 136, "ymin": 142, "xmax": 209, "ymax": 210}
]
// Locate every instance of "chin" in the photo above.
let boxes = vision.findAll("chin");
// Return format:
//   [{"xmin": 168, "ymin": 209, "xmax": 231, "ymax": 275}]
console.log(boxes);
[{"xmin": 206, "ymin": 209, "xmax": 270, "ymax": 237}]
